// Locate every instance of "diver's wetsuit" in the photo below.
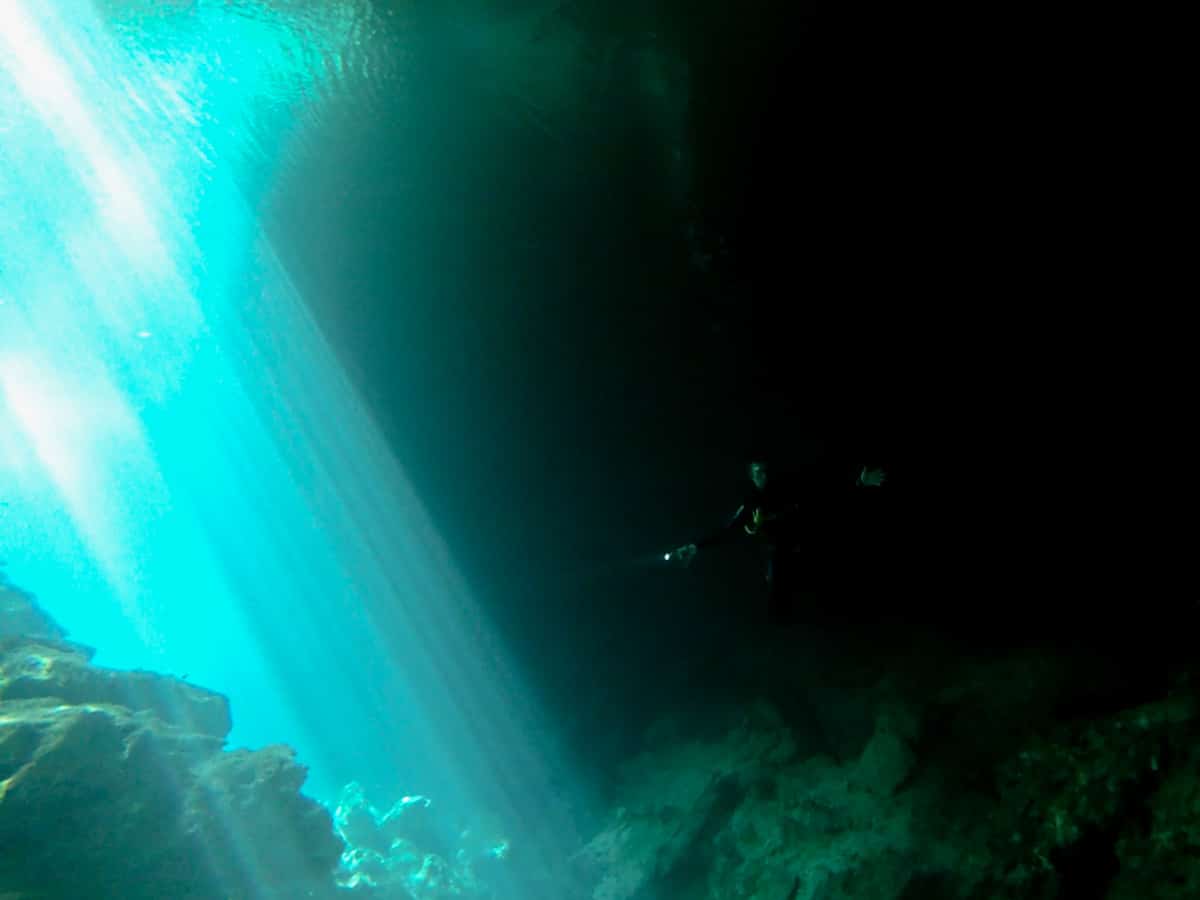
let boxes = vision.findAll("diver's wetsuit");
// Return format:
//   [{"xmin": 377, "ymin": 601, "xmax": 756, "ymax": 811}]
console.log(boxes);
[{"xmin": 694, "ymin": 459, "xmax": 864, "ymax": 622}]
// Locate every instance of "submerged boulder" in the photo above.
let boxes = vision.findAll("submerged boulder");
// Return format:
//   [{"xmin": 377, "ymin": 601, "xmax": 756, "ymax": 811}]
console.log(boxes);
[
  {"xmin": 333, "ymin": 782, "xmax": 511, "ymax": 899},
  {"xmin": 0, "ymin": 576, "xmax": 66, "ymax": 642},
  {"xmin": 0, "ymin": 636, "xmax": 231, "ymax": 740},
  {"xmin": 0, "ymin": 584, "xmax": 342, "ymax": 900},
  {"xmin": 580, "ymin": 642, "xmax": 1200, "ymax": 900}
]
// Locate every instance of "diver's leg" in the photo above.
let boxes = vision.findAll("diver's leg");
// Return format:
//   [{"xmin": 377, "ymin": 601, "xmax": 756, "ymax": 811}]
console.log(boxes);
[{"xmin": 766, "ymin": 544, "xmax": 796, "ymax": 625}]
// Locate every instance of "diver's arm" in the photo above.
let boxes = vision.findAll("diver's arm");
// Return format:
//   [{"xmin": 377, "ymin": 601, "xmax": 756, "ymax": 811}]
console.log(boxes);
[
  {"xmin": 695, "ymin": 503, "xmax": 749, "ymax": 548},
  {"xmin": 668, "ymin": 503, "xmax": 749, "ymax": 563}
]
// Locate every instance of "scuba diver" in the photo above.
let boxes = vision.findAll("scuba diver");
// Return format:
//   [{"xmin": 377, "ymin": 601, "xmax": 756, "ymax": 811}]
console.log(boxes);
[{"xmin": 666, "ymin": 458, "xmax": 886, "ymax": 622}]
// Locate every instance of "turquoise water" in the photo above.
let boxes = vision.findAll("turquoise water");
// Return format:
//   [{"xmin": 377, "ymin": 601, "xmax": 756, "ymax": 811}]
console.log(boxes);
[{"xmin": 0, "ymin": 1, "xmax": 578, "ymax": 881}]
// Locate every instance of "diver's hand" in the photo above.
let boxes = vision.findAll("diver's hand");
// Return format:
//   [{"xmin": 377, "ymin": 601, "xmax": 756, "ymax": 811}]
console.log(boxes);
[
  {"xmin": 857, "ymin": 465, "xmax": 886, "ymax": 487},
  {"xmin": 667, "ymin": 543, "xmax": 698, "ymax": 566}
]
